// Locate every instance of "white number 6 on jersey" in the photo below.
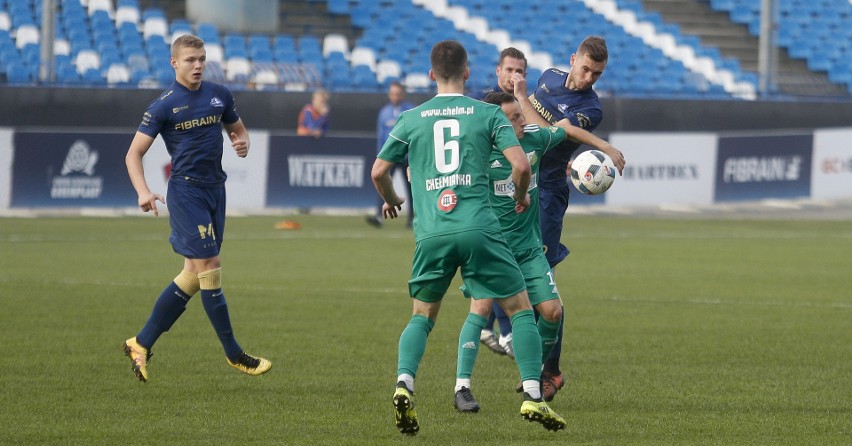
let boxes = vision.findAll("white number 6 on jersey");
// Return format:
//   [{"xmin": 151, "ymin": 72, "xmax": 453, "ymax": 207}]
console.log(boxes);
[{"xmin": 433, "ymin": 119, "xmax": 459, "ymax": 173}]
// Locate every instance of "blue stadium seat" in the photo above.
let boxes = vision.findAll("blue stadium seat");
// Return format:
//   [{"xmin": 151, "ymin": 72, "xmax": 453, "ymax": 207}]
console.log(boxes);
[
  {"xmin": 80, "ymin": 67, "xmax": 105, "ymax": 85},
  {"xmin": 56, "ymin": 62, "xmax": 81, "ymax": 84},
  {"xmin": 327, "ymin": 0, "xmax": 349, "ymax": 15},
  {"xmin": 6, "ymin": 61, "xmax": 30, "ymax": 84},
  {"xmin": 351, "ymin": 65, "xmax": 378, "ymax": 91},
  {"xmin": 196, "ymin": 22, "xmax": 219, "ymax": 44},
  {"xmin": 1, "ymin": 0, "xmax": 843, "ymax": 96}
]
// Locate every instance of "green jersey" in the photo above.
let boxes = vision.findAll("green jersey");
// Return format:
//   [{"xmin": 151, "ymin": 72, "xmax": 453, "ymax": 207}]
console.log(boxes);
[
  {"xmin": 489, "ymin": 124, "xmax": 566, "ymax": 251},
  {"xmin": 378, "ymin": 93, "xmax": 521, "ymax": 241}
]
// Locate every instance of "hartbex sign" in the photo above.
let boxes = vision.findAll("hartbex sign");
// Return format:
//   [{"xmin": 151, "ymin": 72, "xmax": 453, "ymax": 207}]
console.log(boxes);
[
  {"xmin": 266, "ymin": 135, "xmax": 376, "ymax": 208},
  {"xmin": 714, "ymin": 134, "xmax": 812, "ymax": 201},
  {"xmin": 606, "ymin": 133, "xmax": 717, "ymax": 206}
]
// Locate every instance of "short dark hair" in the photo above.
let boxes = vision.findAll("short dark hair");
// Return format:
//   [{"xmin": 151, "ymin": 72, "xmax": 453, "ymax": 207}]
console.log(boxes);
[
  {"xmin": 430, "ymin": 40, "xmax": 467, "ymax": 81},
  {"xmin": 498, "ymin": 47, "xmax": 527, "ymax": 71},
  {"xmin": 483, "ymin": 91, "xmax": 515, "ymax": 107},
  {"xmin": 577, "ymin": 35, "xmax": 608, "ymax": 63}
]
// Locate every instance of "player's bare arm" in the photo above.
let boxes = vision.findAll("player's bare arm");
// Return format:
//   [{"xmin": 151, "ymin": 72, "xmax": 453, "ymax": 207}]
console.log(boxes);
[
  {"xmin": 125, "ymin": 131, "xmax": 164, "ymax": 216},
  {"xmin": 502, "ymin": 145, "xmax": 531, "ymax": 212},
  {"xmin": 224, "ymin": 119, "xmax": 250, "ymax": 158},
  {"xmin": 553, "ymin": 118, "xmax": 625, "ymax": 175},
  {"xmin": 371, "ymin": 158, "xmax": 405, "ymax": 218},
  {"xmin": 510, "ymin": 73, "xmax": 549, "ymax": 126}
]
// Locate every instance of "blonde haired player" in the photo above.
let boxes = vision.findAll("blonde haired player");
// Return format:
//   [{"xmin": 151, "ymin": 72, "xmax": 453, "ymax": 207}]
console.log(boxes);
[{"xmin": 122, "ymin": 35, "xmax": 270, "ymax": 382}]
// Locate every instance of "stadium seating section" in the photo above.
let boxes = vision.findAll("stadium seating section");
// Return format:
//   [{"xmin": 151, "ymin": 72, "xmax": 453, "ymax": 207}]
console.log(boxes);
[{"xmin": 0, "ymin": 0, "xmax": 849, "ymax": 98}]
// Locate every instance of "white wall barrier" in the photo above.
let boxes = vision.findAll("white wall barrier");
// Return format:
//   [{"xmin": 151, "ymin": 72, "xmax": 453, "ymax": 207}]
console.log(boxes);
[
  {"xmin": 606, "ymin": 132, "xmax": 718, "ymax": 206},
  {"xmin": 812, "ymin": 128, "xmax": 852, "ymax": 200},
  {"xmin": 0, "ymin": 128, "xmax": 13, "ymax": 210}
]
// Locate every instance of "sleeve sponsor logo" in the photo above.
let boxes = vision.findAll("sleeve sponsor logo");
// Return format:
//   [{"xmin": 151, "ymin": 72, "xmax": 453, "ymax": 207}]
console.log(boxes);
[{"xmin": 575, "ymin": 112, "xmax": 590, "ymax": 129}]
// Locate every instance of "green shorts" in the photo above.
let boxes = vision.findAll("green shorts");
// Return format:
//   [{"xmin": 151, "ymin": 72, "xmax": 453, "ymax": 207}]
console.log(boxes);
[
  {"xmin": 409, "ymin": 230, "xmax": 525, "ymax": 302},
  {"xmin": 514, "ymin": 247, "xmax": 561, "ymax": 307},
  {"xmin": 460, "ymin": 247, "xmax": 561, "ymax": 306}
]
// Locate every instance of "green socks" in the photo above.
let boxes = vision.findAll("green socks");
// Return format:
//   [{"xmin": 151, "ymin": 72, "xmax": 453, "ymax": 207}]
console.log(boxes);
[
  {"xmin": 510, "ymin": 309, "xmax": 542, "ymax": 382},
  {"xmin": 456, "ymin": 313, "xmax": 487, "ymax": 379},
  {"xmin": 397, "ymin": 314, "xmax": 435, "ymax": 378}
]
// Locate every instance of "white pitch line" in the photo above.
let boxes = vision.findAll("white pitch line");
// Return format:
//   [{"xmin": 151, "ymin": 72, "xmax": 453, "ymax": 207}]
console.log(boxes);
[{"xmin": 595, "ymin": 295, "xmax": 852, "ymax": 309}]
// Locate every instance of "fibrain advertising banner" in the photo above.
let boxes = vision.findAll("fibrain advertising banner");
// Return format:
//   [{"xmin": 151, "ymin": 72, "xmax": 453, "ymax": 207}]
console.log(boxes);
[{"xmin": 714, "ymin": 134, "xmax": 812, "ymax": 201}]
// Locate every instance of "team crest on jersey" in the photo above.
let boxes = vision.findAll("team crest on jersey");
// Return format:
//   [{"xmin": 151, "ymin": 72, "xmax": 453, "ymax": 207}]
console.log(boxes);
[
  {"xmin": 575, "ymin": 112, "xmax": 591, "ymax": 129},
  {"xmin": 490, "ymin": 160, "xmax": 503, "ymax": 168},
  {"xmin": 526, "ymin": 152, "xmax": 538, "ymax": 166},
  {"xmin": 210, "ymin": 97, "xmax": 224, "ymax": 107},
  {"xmin": 437, "ymin": 189, "xmax": 458, "ymax": 212}
]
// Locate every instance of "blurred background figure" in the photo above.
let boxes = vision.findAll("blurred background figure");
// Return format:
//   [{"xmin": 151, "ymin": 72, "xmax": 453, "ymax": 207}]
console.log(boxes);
[
  {"xmin": 297, "ymin": 88, "xmax": 331, "ymax": 138},
  {"xmin": 367, "ymin": 81, "xmax": 414, "ymax": 228}
]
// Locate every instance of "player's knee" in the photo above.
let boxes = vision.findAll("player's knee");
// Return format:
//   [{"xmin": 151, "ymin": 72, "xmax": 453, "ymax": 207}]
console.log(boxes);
[
  {"xmin": 469, "ymin": 298, "xmax": 492, "ymax": 317},
  {"xmin": 538, "ymin": 300, "xmax": 562, "ymax": 323},
  {"xmin": 500, "ymin": 292, "xmax": 533, "ymax": 316},
  {"xmin": 190, "ymin": 256, "xmax": 221, "ymax": 272}
]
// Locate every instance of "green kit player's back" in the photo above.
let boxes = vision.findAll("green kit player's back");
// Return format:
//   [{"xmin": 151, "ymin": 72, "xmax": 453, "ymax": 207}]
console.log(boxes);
[{"xmin": 378, "ymin": 93, "xmax": 521, "ymax": 240}]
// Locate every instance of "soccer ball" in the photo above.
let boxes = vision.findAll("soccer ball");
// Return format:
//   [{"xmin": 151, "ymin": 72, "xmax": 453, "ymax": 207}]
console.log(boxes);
[{"xmin": 570, "ymin": 150, "xmax": 616, "ymax": 195}]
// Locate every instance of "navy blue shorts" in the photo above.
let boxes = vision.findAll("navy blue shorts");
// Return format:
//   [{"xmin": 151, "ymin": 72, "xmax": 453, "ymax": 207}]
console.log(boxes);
[
  {"xmin": 539, "ymin": 185, "xmax": 570, "ymax": 268},
  {"xmin": 166, "ymin": 179, "xmax": 226, "ymax": 259}
]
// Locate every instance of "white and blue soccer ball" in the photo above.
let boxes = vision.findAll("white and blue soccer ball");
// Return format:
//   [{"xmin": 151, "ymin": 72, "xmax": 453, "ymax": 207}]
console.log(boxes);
[{"xmin": 570, "ymin": 150, "xmax": 616, "ymax": 195}]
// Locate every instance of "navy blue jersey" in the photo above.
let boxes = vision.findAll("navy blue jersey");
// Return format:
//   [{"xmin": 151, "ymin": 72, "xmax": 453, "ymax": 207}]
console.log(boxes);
[
  {"xmin": 137, "ymin": 81, "xmax": 239, "ymax": 185},
  {"xmin": 470, "ymin": 83, "xmax": 502, "ymax": 100},
  {"xmin": 530, "ymin": 68, "xmax": 602, "ymax": 188}
]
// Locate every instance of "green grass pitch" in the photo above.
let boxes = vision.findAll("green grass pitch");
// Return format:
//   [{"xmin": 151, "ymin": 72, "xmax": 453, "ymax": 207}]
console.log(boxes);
[{"xmin": 0, "ymin": 214, "xmax": 849, "ymax": 445}]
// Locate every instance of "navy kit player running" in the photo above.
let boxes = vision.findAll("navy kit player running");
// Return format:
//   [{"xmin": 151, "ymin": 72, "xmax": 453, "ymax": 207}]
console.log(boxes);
[
  {"xmin": 372, "ymin": 40, "xmax": 566, "ymax": 435},
  {"xmin": 528, "ymin": 35, "xmax": 625, "ymax": 395},
  {"xmin": 122, "ymin": 34, "xmax": 270, "ymax": 382}
]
